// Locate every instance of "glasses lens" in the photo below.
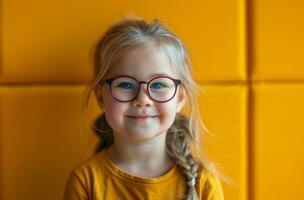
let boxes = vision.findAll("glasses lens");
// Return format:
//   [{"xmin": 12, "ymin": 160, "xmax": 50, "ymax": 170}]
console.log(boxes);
[
  {"xmin": 149, "ymin": 77, "xmax": 176, "ymax": 101},
  {"xmin": 111, "ymin": 77, "xmax": 138, "ymax": 101}
]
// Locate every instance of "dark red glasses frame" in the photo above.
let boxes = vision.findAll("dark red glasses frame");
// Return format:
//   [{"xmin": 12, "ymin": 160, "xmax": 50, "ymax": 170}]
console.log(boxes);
[{"xmin": 101, "ymin": 75, "xmax": 181, "ymax": 103}]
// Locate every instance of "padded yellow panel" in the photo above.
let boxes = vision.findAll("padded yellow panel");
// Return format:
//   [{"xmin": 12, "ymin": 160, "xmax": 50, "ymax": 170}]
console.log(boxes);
[
  {"xmin": 252, "ymin": 84, "xmax": 304, "ymax": 199},
  {"xmin": 0, "ymin": 86, "xmax": 99, "ymax": 199},
  {"xmin": 251, "ymin": 0, "xmax": 304, "ymax": 80},
  {"xmin": 0, "ymin": 0, "xmax": 245, "ymax": 83},
  {"xmin": 196, "ymin": 84, "xmax": 248, "ymax": 200}
]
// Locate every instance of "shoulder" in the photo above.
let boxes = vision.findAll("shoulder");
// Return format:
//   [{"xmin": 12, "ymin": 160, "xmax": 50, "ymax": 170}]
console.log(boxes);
[
  {"xmin": 197, "ymin": 165, "xmax": 225, "ymax": 200},
  {"xmin": 72, "ymin": 151, "xmax": 104, "ymax": 176},
  {"xmin": 63, "ymin": 151, "xmax": 105, "ymax": 199}
]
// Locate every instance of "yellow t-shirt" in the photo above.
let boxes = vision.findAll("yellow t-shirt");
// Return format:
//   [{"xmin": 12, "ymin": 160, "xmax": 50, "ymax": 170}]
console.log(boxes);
[{"xmin": 63, "ymin": 150, "xmax": 224, "ymax": 200}]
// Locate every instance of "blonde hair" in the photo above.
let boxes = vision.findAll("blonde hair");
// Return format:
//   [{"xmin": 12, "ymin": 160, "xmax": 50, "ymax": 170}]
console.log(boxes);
[{"xmin": 82, "ymin": 16, "xmax": 229, "ymax": 200}]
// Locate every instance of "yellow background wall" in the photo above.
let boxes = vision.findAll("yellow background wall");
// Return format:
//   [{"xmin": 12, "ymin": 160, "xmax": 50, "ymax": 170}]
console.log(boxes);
[{"xmin": 0, "ymin": 0, "xmax": 303, "ymax": 199}]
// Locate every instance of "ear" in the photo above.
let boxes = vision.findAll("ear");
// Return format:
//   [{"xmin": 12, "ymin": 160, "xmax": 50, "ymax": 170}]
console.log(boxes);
[
  {"xmin": 176, "ymin": 86, "xmax": 186, "ymax": 112},
  {"xmin": 94, "ymin": 84, "xmax": 105, "ymax": 110}
]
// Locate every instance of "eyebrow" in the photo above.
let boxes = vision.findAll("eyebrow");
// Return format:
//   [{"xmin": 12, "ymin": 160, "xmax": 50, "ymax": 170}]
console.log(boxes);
[{"xmin": 111, "ymin": 73, "xmax": 171, "ymax": 79}]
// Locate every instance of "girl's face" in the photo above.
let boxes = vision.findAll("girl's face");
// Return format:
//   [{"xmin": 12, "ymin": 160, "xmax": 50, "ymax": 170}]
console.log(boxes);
[{"xmin": 96, "ymin": 44, "xmax": 185, "ymax": 142}]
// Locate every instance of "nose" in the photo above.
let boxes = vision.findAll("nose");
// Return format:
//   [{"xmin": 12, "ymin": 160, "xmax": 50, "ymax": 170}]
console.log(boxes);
[{"xmin": 132, "ymin": 83, "xmax": 153, "ymax": 108}]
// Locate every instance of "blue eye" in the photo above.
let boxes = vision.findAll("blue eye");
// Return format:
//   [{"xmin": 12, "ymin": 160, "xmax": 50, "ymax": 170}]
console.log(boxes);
[
  {"xmin": 117, "ymin": 82, "xmax": 135, "ymax": 89},
  {"xmin": 150, "ymin": 82, "xmax": 166, "ymax": 89}
]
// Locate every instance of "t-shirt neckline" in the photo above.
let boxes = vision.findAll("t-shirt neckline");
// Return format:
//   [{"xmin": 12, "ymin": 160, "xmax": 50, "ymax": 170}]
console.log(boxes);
[{"xmin": 98, "ymin": 149, "xmax": 178, "ymax": 184}]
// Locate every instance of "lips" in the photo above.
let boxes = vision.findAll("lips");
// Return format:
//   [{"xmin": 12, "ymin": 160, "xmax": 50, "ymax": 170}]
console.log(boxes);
[
  {"xmin": 127, "ymin": 115, "xmax": 158, "ymax": 118},
  {"xmin": 126, "ymin": 114, "xmax": 159, "ymax": 121}
]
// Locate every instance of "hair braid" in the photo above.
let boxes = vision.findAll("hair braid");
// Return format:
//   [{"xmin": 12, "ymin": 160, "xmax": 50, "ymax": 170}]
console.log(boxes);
[{"xmin": 166, "ymin": 112, "xmax": 202, "ymax": 200}]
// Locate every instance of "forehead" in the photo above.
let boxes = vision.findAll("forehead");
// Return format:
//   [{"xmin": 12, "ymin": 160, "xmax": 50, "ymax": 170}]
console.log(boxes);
[{"xmin": 105, "ymin": 45, "xmax": 178, "ymax": 80}]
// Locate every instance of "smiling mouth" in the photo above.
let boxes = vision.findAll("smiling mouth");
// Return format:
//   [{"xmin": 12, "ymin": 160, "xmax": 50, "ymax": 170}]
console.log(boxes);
[{"xmin": 126, "ymin": 115, "xmax": 158, "ymax": 120}]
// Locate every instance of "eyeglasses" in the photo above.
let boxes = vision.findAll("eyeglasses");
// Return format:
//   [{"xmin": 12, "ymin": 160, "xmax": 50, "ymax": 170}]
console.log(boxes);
[{"xmin": 101, "ymin": 75, "xmax": 181, "ymax": 103}]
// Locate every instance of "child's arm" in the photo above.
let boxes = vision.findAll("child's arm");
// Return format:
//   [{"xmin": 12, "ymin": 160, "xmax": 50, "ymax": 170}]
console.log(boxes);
[{"xmin": 63, "ymin": 172, "xmax": 89, "ymax": 200}]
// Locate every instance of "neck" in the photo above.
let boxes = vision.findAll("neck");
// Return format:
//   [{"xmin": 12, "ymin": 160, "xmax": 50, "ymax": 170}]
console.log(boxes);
[{"xmin": 105, "ymin": 131, "xmax": 174, "ymax": 177}]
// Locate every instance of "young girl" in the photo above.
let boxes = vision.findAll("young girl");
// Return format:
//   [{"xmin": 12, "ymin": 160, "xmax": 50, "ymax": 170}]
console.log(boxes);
[{"xmin": 64, "ymin": 16, "xmax": 225, "ymax": 200}]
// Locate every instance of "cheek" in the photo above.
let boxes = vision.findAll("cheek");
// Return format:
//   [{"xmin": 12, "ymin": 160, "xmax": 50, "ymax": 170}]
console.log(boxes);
[
  {"xmin": 102, "ymin": 88, "xmax": 123, "ymax": 111},
  {"xmin": 102, "ymin": 96, "xmax": 127, "ymax": 128},
  {"xmin": 157, "ymin": 101, "xmax": 178, "ymax": 125}
]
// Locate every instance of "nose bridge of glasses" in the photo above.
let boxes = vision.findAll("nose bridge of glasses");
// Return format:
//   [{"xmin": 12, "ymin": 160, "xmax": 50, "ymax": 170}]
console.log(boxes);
[{"xmin": 137, "ymin": 81, "xmax": 149, "ymax": 94}]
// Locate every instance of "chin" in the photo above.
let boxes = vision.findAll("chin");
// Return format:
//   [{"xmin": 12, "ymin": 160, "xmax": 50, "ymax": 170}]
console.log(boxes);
[{"xmin": 123, "ymin": 131, "xmax": 165, "ymax": 142}]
